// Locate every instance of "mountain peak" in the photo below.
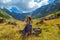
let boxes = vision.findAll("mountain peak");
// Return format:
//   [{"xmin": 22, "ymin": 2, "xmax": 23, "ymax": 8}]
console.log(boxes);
[{"xmin": 10, "ymin": 7, "xmax": 22, "ymax": 14}]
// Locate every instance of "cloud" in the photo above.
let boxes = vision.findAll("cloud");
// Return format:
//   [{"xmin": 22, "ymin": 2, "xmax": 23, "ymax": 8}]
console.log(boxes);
[
  {"xmin": 0, "ymin": 0, "xmax": 55, "ymax": 13},
  {"xmin": 29, "ymin": 1, "xmax": 37, "ymax": 8},
  {"xmin": 28, "ymin": 0, "xmax": 49, "ymax": 9},
  {"xmin": 3, "ymin": 0, "xmax": 12, "ymax": 4}
]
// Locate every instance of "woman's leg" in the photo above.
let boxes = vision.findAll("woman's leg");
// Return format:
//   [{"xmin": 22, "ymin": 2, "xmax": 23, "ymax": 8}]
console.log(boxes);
[
  {"xmin": 25, "ymin": 33, "xmax": 29, "ymax": 40},
  {"xmin": 21, "ymin": 34, "xmax": 26, "ymax": 40}
]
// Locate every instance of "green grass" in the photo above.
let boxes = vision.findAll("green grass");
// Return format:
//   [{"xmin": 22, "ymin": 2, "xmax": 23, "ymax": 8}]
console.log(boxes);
[
  {"xmin": 0, "ymin": 18, "xmax": 60, "ymax": 40},
  {"xmin": 0, "ymin": 9, "xmax": 60, "ymax": 40},
  {"xmin": 0, "ymin": 8, "xmax": 12, "ymax": 19}
]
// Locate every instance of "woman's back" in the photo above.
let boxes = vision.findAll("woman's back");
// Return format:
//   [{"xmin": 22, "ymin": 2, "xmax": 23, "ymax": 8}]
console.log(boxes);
[{"xmin": 24, "ymin": 24, "xmax": 32, "ymax": 33}]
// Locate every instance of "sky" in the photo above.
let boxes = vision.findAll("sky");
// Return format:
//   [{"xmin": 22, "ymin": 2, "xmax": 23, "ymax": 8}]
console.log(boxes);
[{"xmin": 0, "ymin": 0, "xmax": 55, "ymax": 13}]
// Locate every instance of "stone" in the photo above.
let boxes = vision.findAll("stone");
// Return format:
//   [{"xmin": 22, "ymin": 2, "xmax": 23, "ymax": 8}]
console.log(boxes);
[
  {"xmin": 0, "ymin": 18, "xmax": 5, "ymax": 23},
  {"xmin": 36, "ymin": 20, "xmax": 44, "ymax": 25},
  {"xmin": 19, "ymin": 28, "xmax": 42, "ymax": 36},
  {"xmin": 32, "ymin": 28, "xmax": 42, "ymax": 36},
  {"xmin": 7, "ymin": 21, "xmax": 17, "ymax": 25},
  {"xmin": 56, "ymin": 24, "xmax": 60, "ymax": 29}
]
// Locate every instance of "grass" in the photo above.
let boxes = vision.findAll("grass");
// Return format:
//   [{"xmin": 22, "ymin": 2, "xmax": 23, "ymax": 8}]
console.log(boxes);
[
  {"xmin": 0, "ymin": 10, "xmax": 60, "ymax": 40},
  {"xmin": 0, "ymin": 8, "xmax": 13, "ymax": 19},
  {"xmin": 0, "ymin": 17, "xmax": 60, "ymax": 40}
]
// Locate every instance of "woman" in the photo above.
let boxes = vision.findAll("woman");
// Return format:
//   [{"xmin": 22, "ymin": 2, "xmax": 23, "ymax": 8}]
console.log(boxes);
[{"xmin": 22, "ymin": 16, "xmax": 32, "ymax": 40}]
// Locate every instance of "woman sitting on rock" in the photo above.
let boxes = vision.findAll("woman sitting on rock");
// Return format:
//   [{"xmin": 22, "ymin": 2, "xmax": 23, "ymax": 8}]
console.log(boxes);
[{"xmin": 22, "ymin": 16, "xmax": 32, "ymax": 40}]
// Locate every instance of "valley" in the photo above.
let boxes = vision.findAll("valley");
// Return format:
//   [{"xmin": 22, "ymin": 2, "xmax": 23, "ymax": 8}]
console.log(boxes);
[{"xmin": 0, "ymin": 8, "xmax": 60, "ymax": 40}]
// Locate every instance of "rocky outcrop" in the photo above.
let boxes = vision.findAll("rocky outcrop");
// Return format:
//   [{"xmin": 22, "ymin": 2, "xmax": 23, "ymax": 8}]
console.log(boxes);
[
  {"xmin": 7, "ymin": 21, "xmax": 17, "ymax": 25},
  {"xmin": 0, "ymin": 18, "xmax": 5, "ymax": 23}
]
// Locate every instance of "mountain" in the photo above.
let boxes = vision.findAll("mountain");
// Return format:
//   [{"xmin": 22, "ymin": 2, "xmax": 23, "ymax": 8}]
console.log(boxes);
[
  {"xmin": 10, "ymin": 7, "xmax": 22, "ymax": 13},
  {"xmin": 32, "ymin": 0, "xmax": 60, "ymax": 19},
  {"xmin": 3, "ymin": 8, "xmax": 31, "ymax": 21},
  {"xmin": 2, "ymin": 0, "xmax": 60, "ymax": 20},
  {"xmin": 0, "ymin": 8, "xmax": 12, "ymax": 19}
]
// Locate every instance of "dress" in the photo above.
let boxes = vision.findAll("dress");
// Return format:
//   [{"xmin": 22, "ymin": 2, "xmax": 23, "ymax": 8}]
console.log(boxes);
[{"xmin": 22, "ymin": 24, "xmax": 32, "ymax": 35}]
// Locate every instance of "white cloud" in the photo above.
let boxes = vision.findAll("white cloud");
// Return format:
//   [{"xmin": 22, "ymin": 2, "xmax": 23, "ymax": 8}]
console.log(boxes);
[
  {"xmin": 28, "ymin": 0, "xmax": 49, "ymax": 8},
  {"xmin": 23, "ymin": 11, "xmax": 32, "ymax": 13},
  {"xmin": 0, "ymin": 0, "xmax": 53, "ymax": 13},
  {"xmin": 29, "ymin": 2, "xmax": 37, "ymax": 8},
  {"xmin": 3, "ymin": 0, "xmax": 12, "ymax": 4},
  {"xmin": 23, "ymin": 11, "xmax": 28, "ymax": 13}
]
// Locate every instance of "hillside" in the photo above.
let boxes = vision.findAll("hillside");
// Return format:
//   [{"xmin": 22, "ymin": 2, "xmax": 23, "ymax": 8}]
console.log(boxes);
[
  {"xmin": 0, "ymin": 11, "xmax": 60, "ymax": 40},
  {"xmin": 2, "ymin": 0, "xmax": 60, "ymax": 20},
  {"xmin": 3, "ymin": 8, "xmax": 31, "ymax": 21},
  {"xmin": 32, "ymin": 0, "xmax": 60, "ymax": 19},
  {"xmin": 0, "ymin": 8, "xmax": 13, "ymax": 19}
]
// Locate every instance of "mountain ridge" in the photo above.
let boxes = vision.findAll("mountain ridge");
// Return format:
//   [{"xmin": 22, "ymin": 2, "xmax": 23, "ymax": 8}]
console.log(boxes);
[
  {"xmin": 2, "ymin": 0, "xmax": 60, "ymax": 21},
  {"xmin": 3, "ymin": 8, "xmax": 31, "ymax": 21},
  {"xmin": 0, "ymin": 8, "xmax": 13, "ymax": 19},
  {"xmin": 32, "ymin": 0, "xmax": 60, "ymax": 19}
]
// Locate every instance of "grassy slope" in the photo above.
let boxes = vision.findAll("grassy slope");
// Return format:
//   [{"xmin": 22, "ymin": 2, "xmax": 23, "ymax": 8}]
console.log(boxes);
[
  {"xmin": 0, "ymin": 11, "xmax": 60, "ymax": 40},
  {"xmin": 0, "ymin": 8, "xmax": 13, "ymax": 19}
]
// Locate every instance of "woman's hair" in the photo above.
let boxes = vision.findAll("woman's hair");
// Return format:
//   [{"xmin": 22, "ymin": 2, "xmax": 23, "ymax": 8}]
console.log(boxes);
[{"xmin": 26, "ymin": 16, "xmax": 31, "ymax": 21}]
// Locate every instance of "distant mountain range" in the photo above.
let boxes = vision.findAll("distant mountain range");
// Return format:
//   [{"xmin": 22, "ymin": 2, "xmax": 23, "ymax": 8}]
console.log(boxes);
[
  {"xmin": 3, "ymin": 8, "xmax": 31, "ymax": 21},
  {"xmin": 0, "ymin": 8, "xmax": 12, "ymax": 19},
  {"xmin": 31, "ymin": 0, "xmax": 60, "ymax": 19},
  {"xmin": 2, "ymin": 0, "xmax": 60, "ymax": 21}
]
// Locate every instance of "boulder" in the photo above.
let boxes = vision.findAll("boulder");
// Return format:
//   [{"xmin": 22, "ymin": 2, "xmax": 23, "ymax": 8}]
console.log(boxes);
[
  {"xmin": 7, "ymin": 21, "xmax": 17, "ymax": 25},
  {"xmin": 48, "ymin": 15, "xmax": 55, "ymax": 20},
  {"xmin": 19, "ymin": 28, "xmax": 42, "ymax": 36},
  {"xmin": 56, "ymin": 24, "xmax": 60, "ymax": 29},
  {"xmin": 0, "ymin": 18, "xmax": 5, "ymax": 23},
  {"xmin": 36, "ymin": 22, "xmax": 40, "ymax": 25},
  {"xmin": 44, "ymin": 18, "xmax": 49, "ymax": 21},
  {"xmin": 56, "ymin": 13, "xmax": 60, "ymax": 18},
  {"xmin": 40, "ymin": 20, "xmax": 44, "ymax": 24},
  {"xmin": 36, "ymin": 20, "xmax": 44, "ymax": 25},
  {"xmin": 32, "ymin": 28, "xmax": 42, "ymax": 36}
]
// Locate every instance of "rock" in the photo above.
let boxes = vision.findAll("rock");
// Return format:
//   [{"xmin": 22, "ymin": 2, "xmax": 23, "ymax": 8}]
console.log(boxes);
[
  {"xmin": 48, "ymin": 15, "xmax": 55, "ymax": 20},
  {"xmin": 36, "ymin": 22, "xmax": 40, "ymax": 25},
  {"xmin": 40, "ymin": 20, "xmax": 44, "ymax": 24},
  {"xmin": 7, "ymin": 21, "xmax": 17, "ymax": 25},
  {"xmin": 56, "ymin": 24, "xmax": 60, "ymax": 29},
  {"xmin": 56, "ymin": 13, "xmax": 60, "ymax": 18},
  {"xmin": 44, "ymin": 18, "xmax": 49, "ymax": 21},
  {"xmin": 32, "ymin": 28, "xmax": 42, "ymax": 36},
  {"xmin": 36, "ymin": 20, "xmax": 44, "ymax": 25},
  {"xmin": 0, "ymin": 18, "xmax": 5, "ymax": 23},
  {"xmin": 19, "ymin": 30, "xmax": 24, "ymax": 33},
  {"xmin": 19, "ymin": 28, "xmax": 42, "ymax": 36}
]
